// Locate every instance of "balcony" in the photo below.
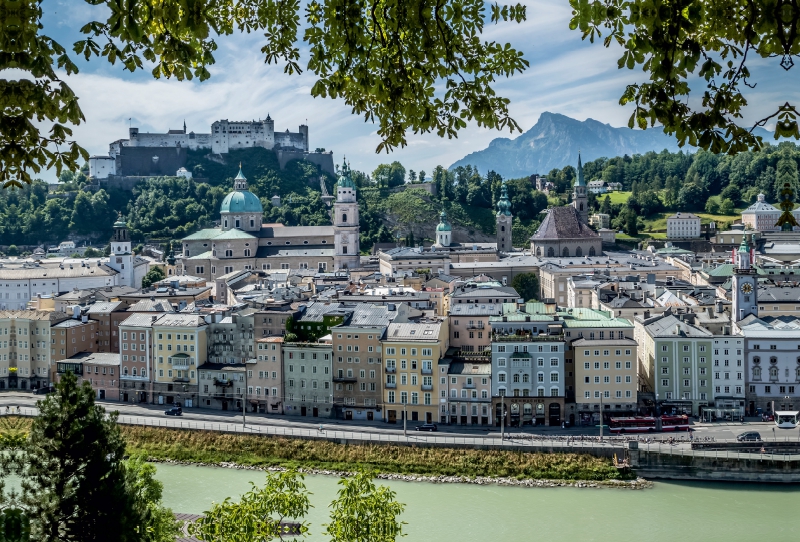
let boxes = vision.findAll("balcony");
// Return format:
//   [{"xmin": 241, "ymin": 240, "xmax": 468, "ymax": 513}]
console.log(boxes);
[
  {"xmin": 385, "ymin": 382, "xmax": 396, "ymax": 389},
  {"xmin": 385, "ymin": 366, "xmax": 396, "ymax": 374},
  {"xmin": 466, "ymin": 323, "xmax": 485, "ymax": 330},
  {"xmin": 333, "ymin": 376, "xmax": 357, "ymax": 383},
  {"xmin": 172, "ymin": 377, "xmax": 190, "ymax": 383},
  {"xmin": 421, "ymin": 367, "xmax": 432, "ymax": 375},
  {"xmin": 492, "ymin": 333, "xmax": 563, "ymax": 343},
  {"xmin": 213, "ymin": 378, "xmax": 233, "ymax": 387},
  {"xmin": 463, "ymin": 383, "xmax": 476, "ymax": 389},
  {"xmin": 421, "ymin": 384, "xmax": 433, "ymax": 391},
  {"xmin": 172, "ymin": 365, "xmax": 190, "ymax": 371}
]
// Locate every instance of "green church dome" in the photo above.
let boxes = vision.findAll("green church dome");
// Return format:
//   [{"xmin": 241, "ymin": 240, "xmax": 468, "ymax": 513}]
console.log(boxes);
[
  {"xmin": 436, "ymin": 210, "xmax": 452, "ymax": 232},
  {"xmin": 337, "ymin": 157, "xmax": 356, "ymax": 189},
  {"xmin": 496, "ymin": 183, "xmax": 512, "ymax": 217},
  {"xmin": 220, "ymin": 165, "xmax": 263, "ymax": 214}
]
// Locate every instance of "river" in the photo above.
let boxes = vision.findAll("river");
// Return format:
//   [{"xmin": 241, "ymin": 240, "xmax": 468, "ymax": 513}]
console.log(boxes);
[{"xmin": 155, "ymin": 463, "xmax": 799, "ymax": 541}]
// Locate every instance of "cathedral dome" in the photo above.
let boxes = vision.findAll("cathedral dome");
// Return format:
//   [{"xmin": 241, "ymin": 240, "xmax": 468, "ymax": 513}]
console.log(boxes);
[{"xmin": 220, "ymin": 165, "xmax": 263, "ymax": 214}]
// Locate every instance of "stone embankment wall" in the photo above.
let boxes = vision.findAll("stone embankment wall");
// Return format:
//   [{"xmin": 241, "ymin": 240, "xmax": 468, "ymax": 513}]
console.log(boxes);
[{"xmin": 628, "ymin": 442, "xmax": 800, "ymax": 482}]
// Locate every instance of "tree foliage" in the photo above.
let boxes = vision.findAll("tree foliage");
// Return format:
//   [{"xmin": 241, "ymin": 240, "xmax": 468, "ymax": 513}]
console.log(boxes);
[
  {"xmin": 3, "ymin": 0, "xmax": 528, "ymax": 187},
  {"xmin": 570, "ymin": 0, "xmax": 800, "ymax": 153},
  {"xmin": 324, "ymin": 471, "xmax": 405, "ymax": 542},
  {"xmin": 187, "ymin": 470, "xmax": 311, "ymax": 542},
  {"xmin": 510, "ymin": 273, "xmax": 539, "ymax": 302},
  {"xmin": 141, "ymin": 267, "xmax": 165, "ymax": 289},
  {"xmin": 20, "ymin": 372, "xmax": 139, "ymax": 541}
]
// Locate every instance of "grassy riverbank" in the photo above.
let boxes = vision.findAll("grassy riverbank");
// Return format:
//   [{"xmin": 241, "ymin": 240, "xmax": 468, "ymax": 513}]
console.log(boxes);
[{"xmin": 121, "ymin": 425, "xmax": 631, "ymax": 481}]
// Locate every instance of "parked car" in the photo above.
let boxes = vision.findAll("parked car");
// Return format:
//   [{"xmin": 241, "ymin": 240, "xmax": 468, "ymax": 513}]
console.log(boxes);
[
  {"xmin": 164, "ymin": 406, "xmax": 183, "ymax": 416},
  {"xmin": 415, "ymin": 423, "xmax": 438, "ymax": 432},
  {"xmin": 33, "ymin": 386, "xmax": 54, "ymax": 395},
  {"xmin": 736, "ymin": 431, "xmax": 762, "ymax": 442}
]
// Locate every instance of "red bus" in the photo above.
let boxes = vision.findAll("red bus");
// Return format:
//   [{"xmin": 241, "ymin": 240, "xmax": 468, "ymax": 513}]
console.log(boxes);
[
  {"xmin": 608, "ymin": 416, "xmax": 657, "ymax": 433},
  {"xmin": 660, "ymin": 415, "xmax": 690, "ymax": 431}
]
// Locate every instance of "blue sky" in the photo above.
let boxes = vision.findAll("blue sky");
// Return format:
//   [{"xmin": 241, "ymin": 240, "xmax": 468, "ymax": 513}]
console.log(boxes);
[{"xmin": 41, "ymin": 0, "xmax": 796, "ymax": 181}]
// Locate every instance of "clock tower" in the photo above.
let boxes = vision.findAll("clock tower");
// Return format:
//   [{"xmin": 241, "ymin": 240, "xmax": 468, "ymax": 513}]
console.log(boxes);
[{"xmin": 732, "ymin": 234, "xmax": 758, "ymax": 322}]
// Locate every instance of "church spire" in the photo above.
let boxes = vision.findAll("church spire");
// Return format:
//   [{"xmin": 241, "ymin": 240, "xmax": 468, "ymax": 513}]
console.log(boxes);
[
  {"xmin": 234, "ymin": 163, "xmax": 248, "ymax": 191},
  {"xmin": 576, "ymin": 151, "xmax": 585, "ymax": 187},
  {"xmin": 496, "ymin": 181, "xmax": 512, "ymax": 217}
]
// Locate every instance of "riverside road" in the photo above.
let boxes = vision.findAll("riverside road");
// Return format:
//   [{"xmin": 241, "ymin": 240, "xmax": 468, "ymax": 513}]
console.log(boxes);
[{"xmin": 0, "ymin": 393, "xmax": 794, "ymax": 449}]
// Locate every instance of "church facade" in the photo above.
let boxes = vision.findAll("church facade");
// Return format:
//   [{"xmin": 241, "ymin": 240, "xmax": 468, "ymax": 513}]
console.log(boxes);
[
  {"xmin": 178, "ymin": 161, "xmax": 359, "ymax": 280},
  {"xmin": 530, "ymin": 153, "xmax": 602, "ymax": 258}
]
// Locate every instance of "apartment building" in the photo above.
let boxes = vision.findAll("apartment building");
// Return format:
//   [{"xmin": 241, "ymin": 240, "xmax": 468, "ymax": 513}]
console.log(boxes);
[
  {"xmin": 198, "ymin": 362, "xmax": 246, "ymax": 411},
  {"xmin": 283, "ymin": 338, "xmax": 334, "ymax": 417},
  {"xmin": 0, "ymin": 310, "xmax": 98, "ymax": 390},
  {"xmin": 152, "ymin": 314, "xmax": 207, "ymax": 407},
  {"xmin": 254, "ymin": 304, "xmax": 299, "ymax": 338},
  {"xmin": 635, "ymin": 312, "xmax": 714, "ymax": 416},
  {"xmin": 573, "ymin": 338, "xmax": 639, "ymax": 425},
  {"xmin": 331, "ymin": 304, "xmax": 399, "ymax": 421},
  {"xmin": 56, "ymin": 351, "xmax": 119, "ymax": 400},
  {"xmin": 449, "ymin": 303, "xmax": 502, "ymax": 353},
  {"xmin": 445, "ymin": 360, "xmax": 492, "ymax": 425},
  {"xmin": 119, "ymin": 313, "xmax": 161, "ymax": 403},
  {"xmin": 382, "ymin": 320, "xmax": 449, "ymax": 425},
  {"xmin": 87, "ymin": 301, "xmax": 129, "ymax": 352},
  {"xmin": 207, "ymin": 310, "xmax": 255, "ymax": 364},
  {"xmin": 253, "ymin": 336, "xmax": 284, "ymax": 413}
]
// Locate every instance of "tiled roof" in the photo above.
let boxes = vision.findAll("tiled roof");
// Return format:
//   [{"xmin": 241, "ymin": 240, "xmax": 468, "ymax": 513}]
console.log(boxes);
[{"xmin": 531, "ymin": 206, "xmax": 600, "ymax": 240}]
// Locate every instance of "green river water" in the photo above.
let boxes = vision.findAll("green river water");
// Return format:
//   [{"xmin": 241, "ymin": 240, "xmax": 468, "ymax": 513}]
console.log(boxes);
[{"xmin": 155, "ymin": 464, "xmax": 799, "ymax": 541}]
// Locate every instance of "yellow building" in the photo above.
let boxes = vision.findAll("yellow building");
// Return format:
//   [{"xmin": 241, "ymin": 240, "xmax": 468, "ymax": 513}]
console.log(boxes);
[
  {"xmin": 152, "ymin": 314, "xmax": 208, "ymax": 407},
  {"xmin": 573, "ymin": 338, "xmax": 639, "ymax": 425},
  {"xmin": 382, "ymin": 319, "xmax": 448, "ymax": 425}
]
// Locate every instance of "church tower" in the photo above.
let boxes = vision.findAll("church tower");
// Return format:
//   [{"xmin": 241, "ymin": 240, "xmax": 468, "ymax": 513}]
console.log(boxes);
[
  {"xmin": 732, "ymin": 234, "xmax": 758, "ymax": 322},
  {"xmin": 496, "ymin": 182, "xmax": 513, "ymax": 253},
  {"xmin": 435, "ymin": 210, "xmax": 452, "ymax": 247},
  {"xmin": 334, "ymin": 159, "xmax": 360, "ymax": 270},
  {"xmin": 108, "ymin": 213, "xmax": 134, "ymax": 287},
  {"xmin": 572, "ymin": 152, "xmax": 588, "ymax": 224}
]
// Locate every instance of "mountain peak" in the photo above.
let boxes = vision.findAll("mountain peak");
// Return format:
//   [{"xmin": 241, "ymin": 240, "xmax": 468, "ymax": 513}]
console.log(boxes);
[{"xmin": 449, "ymin": 112, "xmax": 686, "ymax": 178}]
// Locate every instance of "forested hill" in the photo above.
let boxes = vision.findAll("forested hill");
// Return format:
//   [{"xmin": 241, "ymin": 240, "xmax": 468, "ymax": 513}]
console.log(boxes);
[{"xmin": 1, "ymin": 143, "xmax": 798, "ymax": 256}]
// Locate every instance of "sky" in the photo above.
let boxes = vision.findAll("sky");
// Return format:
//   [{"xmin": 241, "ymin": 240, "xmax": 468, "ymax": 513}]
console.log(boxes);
[{"xmin": 40, "ymin": 0, "xmax": 798, "ymax": 181}]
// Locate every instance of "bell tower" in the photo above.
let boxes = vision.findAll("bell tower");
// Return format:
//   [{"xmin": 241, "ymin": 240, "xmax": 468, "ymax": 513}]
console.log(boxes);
[
  {"xmin": 732, "ymin": 234, "xmax": 758, "ymax": 322},
  {"xmin": 333, "ymin": 158, "xmax": 360, "ymax": 270},
  {"xmin": 108, "ymin": 213, "xmax": 134, "ymax": 287},
  {"xmin": 572, "ymin": 152, "xmax": 588, "ymax": 224},
  {"xmin": 496, "ymin": 182, "xmax": 513, "ymax": 253}
]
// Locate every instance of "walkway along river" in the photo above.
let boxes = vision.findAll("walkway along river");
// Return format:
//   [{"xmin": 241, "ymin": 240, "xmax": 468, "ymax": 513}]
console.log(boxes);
[{"xmin": 156, "ymin": 463, "xmax": 800, "ymax": 542}]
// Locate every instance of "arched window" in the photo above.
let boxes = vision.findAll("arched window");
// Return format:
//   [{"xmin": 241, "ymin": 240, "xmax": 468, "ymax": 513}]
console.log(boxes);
[
  {"xmin": 250, "ymin": 219, "xmax": 255, "ymax": 228},
  {"xmin": 580, "ymin": 203, "xmax": 584, "ymax": 211},
  {"xmin": 522, "ymin": 374, "xmax": 529, "ymax": 383},
  {"xmin": 770, "ymin": 366, "xmax": 779, "ymax": 378},
  {"xmin": 244, "ymin": 249, "xmax": 251, "ymax": 257},
  {"xmin": 132, "ymin": 367, "xmax": 137, "ymax": 376},
  {"xmin": 589, "ymin": 246, "xmax": 596, "ymax": 256},
  {"xmin": 513, "ymin": 374, "xmax": 520, "ymax": 383},
  {"xmin": 753, "ymin": 367, "xmax": 761, "ymax": 380},
  {"xmin": 342, "ymin": 213, "xmax": 347, "ymax": 223},
  {"xmin": 501, "ymin": 226, "xmax": 505, "ymax": 231},
  {"xmin": 141, "ymin": 369, "xmax": 146, "ymax": 378},
  {"xmin": 575, "ymin": 247, "xmax": 583, "ymax": 257},
  {"xmin": 224, "ymin": 220, "xmax": 228, "ymax": 228},
  {"xmin": 547, "ymin": 247, "xmax": 554, "ymax": 257},
  {"xmin": 123, "ymin": 367, "xmax": 129, "ymax": 376},
  {"xmin": 235, "ymin": 219, "xmax": 240, "ymax": 229},
  {"xmin": 562, "ymin": 247, "xmax": 569, "ymax": 257},
  {"xmin": 536, "ymin": 247, "xmax": 542, "ymax": 256},
  {"xmin": 225, "ymin": 250, "xmax": 233, "ymax": 257}
]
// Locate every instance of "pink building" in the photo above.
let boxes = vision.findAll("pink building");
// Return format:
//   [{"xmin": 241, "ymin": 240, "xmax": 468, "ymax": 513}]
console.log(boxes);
[
  {"xmin": 56, "ymin": 351, "xmax": 120, "ymax": 400},
  {"xmin": 449, "ymin": 303, "xmax": 502, "ymax": 353}
]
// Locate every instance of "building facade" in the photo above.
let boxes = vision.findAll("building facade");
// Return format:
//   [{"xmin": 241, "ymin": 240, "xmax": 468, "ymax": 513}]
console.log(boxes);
[
  {"xmin": 152, "ymin": 314, "xmax": 207, "ymax": 407},
  {"xmin": 666, "ymin": 212, "xmax": 701, "ymax": 239},
  {"xmin": 282, "ymin": 340, "xmax": 334, "ymax": 417},
  {"xmin": 573, "ymin": 338, "xmax": 638, "ymax": 424}
]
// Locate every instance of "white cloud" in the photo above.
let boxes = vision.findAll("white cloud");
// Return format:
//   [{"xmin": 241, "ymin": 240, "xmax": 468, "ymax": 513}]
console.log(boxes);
[{"xmin": 38, "ymin": 0, "xmax": 793, "ymax": 182}]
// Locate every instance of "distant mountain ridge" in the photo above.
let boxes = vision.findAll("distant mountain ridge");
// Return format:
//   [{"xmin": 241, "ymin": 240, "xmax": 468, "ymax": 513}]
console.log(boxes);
[{"xmin": 450, "ymin": 112, "xmax": 698, "ymax": 179}]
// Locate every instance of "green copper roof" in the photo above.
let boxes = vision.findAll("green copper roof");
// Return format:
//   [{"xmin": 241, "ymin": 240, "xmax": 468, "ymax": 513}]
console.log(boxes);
[
  {"xmin": 221, "ymin": 190, "xmax": 263, "ymax": 214},
  {"xmin": 738, "ymin": 234, "xmax": 749, "ymax": 253},
  {"xmin": 113, "ymin": 212, "xmax": 127, "ymax": 228},
  {"xmin": 436, "ymin": 210, "xmax": 451, "ymax": 232},
  {"xmin": 234, "ymin": 166, "xmax": 246, "ymax": 181},
  {"xmin": 575, "ymin": 152, "xmax": 586, "ymax": 187},
  {"xmin": 337, "ymin": 158, "xmax": 356, "ymax": 189},
  {"xmin": 496, "ymin": 183, "xmax": 512, "ymax": 217}
]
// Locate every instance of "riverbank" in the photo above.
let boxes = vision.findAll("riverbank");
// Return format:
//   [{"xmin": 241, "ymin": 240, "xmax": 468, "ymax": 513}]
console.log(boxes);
[
  {"xmin": 149, "ymin": 457, "xmax": 651, "ymax": 489},
  {"xmin": 121, "ymin": 424, "xmax": 637, "ymax": 482}
]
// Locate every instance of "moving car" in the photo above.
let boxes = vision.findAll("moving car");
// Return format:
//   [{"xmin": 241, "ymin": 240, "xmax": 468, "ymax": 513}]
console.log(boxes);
[
  {"xmin": 415, "ymin": 423, "xmax": 438, "ymax": 432},
  {"xmin": 736, "ymin": 431, "xmax": 762, "ymax": 442},
  {"xmin": 164, "ymin": 406, "xmax": 183, "ymax": 416}
]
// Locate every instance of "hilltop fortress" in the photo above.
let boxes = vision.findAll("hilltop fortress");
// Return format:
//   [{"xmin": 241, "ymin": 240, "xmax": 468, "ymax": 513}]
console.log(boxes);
[{"xmin": 89, "ymin": 116, "xmax": 334, "ymax": 185}]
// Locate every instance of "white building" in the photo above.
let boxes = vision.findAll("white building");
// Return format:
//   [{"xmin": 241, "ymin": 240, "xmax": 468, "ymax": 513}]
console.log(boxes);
[
  {"xmin": 0, "ymin": 262, "xmax": 118, "ymax": 311},
  {"xmin": 666, "ymin": 212, "xmax": 701, "ymax": 239},
  {"xmin": 587, "ymin": 180, "xmax": 608, "ymax": 194},
  {"xmin": 88, "ymin": 156, "xmax": 116, "ymax": 180},
  {"xmin": 741, "ymin": 193, "xmax": 800, "ymax": 232},
  {"xmin": 711, "ymin": 336, "xmax": 745, "ymax": 408}
]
